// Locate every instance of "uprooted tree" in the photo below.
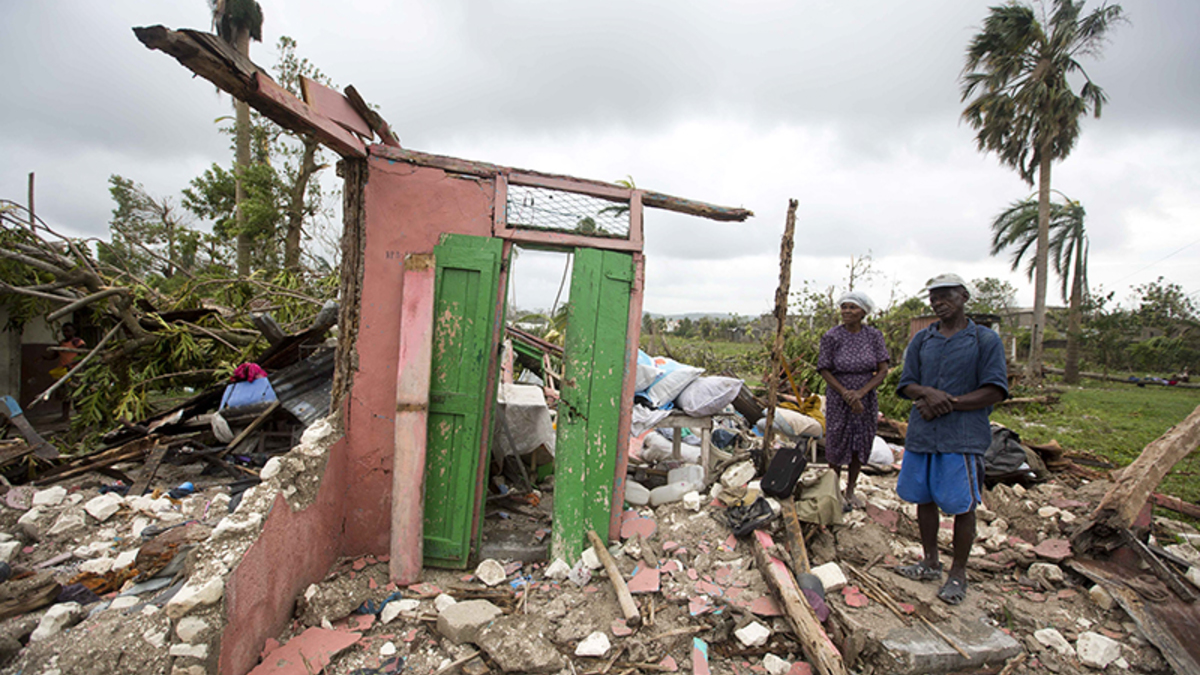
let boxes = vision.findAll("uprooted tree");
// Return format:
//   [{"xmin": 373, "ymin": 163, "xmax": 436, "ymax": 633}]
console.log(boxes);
[{"xmin": 0, "ymin": 199, "xmax": 336, "ymax": 440}]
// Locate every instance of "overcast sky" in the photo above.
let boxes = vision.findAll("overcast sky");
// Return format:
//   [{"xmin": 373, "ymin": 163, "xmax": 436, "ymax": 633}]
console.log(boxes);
[{"xmin": 2, "ymin": 0, "xmax": 1198, "ymax": 318}]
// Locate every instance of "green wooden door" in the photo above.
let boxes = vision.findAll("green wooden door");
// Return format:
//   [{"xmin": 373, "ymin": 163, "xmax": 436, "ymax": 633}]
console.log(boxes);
[
  {"xmin": 424, "ymin": 234, "xmax": 504, "ymax": 568},
  {"xmin": 552, "ymin": 248, "xmax": 634, "ymax": 561}
]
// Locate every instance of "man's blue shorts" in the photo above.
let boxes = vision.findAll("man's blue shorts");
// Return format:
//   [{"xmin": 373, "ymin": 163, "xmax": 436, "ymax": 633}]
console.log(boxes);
[{"xmin": 896, "ymin": 451, "xmax": 984, "ymax": 515}]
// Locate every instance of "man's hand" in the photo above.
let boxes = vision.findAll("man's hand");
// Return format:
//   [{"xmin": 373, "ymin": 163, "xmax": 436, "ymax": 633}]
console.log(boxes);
[{"xmin": 914, "ymin": 388, "xmax": 955, "ymax": 420}]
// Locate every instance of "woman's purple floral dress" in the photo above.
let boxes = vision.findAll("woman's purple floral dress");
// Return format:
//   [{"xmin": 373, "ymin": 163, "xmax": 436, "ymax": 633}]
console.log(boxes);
[{"xmin": 817, "ymin": 324, "xmax": 889, "ymax": 466}]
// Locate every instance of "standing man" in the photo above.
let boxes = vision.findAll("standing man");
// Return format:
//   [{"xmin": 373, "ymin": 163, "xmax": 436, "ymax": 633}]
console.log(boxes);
[{"xmin": 893, "ymin": 274, "xmax": 1007, "ymax": 605}]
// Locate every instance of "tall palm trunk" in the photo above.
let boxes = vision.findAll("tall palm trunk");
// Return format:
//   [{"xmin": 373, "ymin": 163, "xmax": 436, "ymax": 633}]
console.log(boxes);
[
  {"xmin": 234, "ymin": 27, "xmax": 252, "ymax": 277},
  {"xmin": 1064, "ymin": 237, "xmax": 1084, "ymax": 384},
  {"xmin": 1027, "ymin": 150, "xmax": 1052, "ymax": 382}
]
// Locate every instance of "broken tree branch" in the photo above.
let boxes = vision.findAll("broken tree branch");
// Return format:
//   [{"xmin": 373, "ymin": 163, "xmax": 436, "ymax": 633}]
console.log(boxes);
[
  {"xmin": 46, "ymin": 287, "xmax": 129, "ymax": 321},
  {"xmin": 1074, "ymin": 404, "xmax": 1200, "ymax": 553},
  {"xmin": 587, "ymin": 530, "xmax": 642, "ymax": 628},
  {"xmin": 33, "ymin": 322, "xmax": 124, "ymax": 404},
  {"xmin": 762, "ymin": 199, "xmax": 798, "ymax": 457}
]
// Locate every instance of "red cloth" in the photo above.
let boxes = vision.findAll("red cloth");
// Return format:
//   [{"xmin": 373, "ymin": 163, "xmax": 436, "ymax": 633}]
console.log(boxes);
[{"xmin": 231, "ymin": 363, "xmax": 268, "ymax": 382}]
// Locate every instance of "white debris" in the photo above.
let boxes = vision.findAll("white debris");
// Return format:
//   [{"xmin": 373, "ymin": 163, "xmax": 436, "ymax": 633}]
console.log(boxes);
[
  {"xmin": 474, "ymin": 559, "xmax": 507, "ymax": 587},
  {"xmin": 32, "ymin": 487, "xmax": 67, "ymax": 507},
  {"xmin": 811, "ymin": 562, "xmax": 847, "ymax": 593},
  {"xmin": 47, "ymin": 511, "xmax": 85, "ymax": 537},
  {"xmin": 581, "ymin": 547, "xmax": 604, "ymax": 571},
  {"xmin": 83, "ymin": 493, "xmax": 125, "ymax": 522},
  {"xmin": 79, "ymin": 557, "xmax": 114, "ymax": 575},
  {"xmin": 175, "ymin": 617, "xmax": 210, "ymax": 643},
  {"xmin": 575, "ymin": 631, "xmax": 611, "ymax": 657},
  {"xmin": 260, "ymin": 457, "xmax": 284, "ymax": 481},
  {"xmin": 380, "ymin": 641, "xmax": 397, "ymax": 657},
  {"xmin": 682, "ymin": 491, "xmax": 703, "ymax": 511},
  {"xmin": 212, "ymin": 513, "xmax": 263, "ymax": 541},
  {"xmin": 721, "ymin": 461, "xmax": 756, "ymax": 488},
  {"xmin": 0, "ymin": 541, "xmax": 19, "ymax": 564},
  {"xmin": 110, "ymin": 596, "xmax": 139, "ymax": 611},
  {"xmin": 1028, "ymin": 562, "xmax": 1064, "ymax": 587},
  {"xmin": 114, "ymin": 549, "xmax": 139, "ymax": 570},
  {"xmin": 763, "ymin": 653, "xmax": 791, "ymax": 675},
  {"xmin": 544, "ymin": 558, "xmax": 571, "ymax": 581},
  {"xmin": 169, "ymin": 643, "xmax": 208, "ymax": 659},
  {"xmin": 1076, "ymin": 631, "xmax": 1122, "ymax": 669},
  {"xmin": 734, "ymin": 621, "xmax": 771, "ymax": 647},
  {"xmin": 1034, "ymin": 628, "xmax": 1074, "ymax": 657},
  {"xmin": 30, "ymin": 603, "xmax": 84, "ymax": 642},
  {"xmin": 1037, "ymin": 506, "xmax": 1061, "ymax": 519},
  {"xmin": 624, "ymin": 481, "xmax": 650, "ymax": 506},
  {"xmin": 17, "ymin": 508, "xmax": 43, "ymax": 539},
  {"xmin": 1088, "ymin": 584, "xmax": 1115, "ymax": 611},
  {"xmin": 165, "ymin": 577, "xmax": 225, "ymax": 619}
]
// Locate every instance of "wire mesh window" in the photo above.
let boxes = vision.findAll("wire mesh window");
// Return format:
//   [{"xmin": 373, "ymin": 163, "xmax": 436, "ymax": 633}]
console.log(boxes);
[{"xmin": 505, "ymin": 184, "xmax": 630, "ymax": 239}]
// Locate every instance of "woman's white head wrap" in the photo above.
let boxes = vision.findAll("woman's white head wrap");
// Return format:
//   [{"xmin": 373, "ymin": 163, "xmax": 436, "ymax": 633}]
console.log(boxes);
[{"xmin": 836, "ymin": 290, "xmax": 876, "ymax": 315}]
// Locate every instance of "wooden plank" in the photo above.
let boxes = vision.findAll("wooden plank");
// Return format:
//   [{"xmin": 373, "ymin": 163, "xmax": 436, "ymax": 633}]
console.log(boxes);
[
  {"xmin": 300, "ymin": 76, "xmax": 372, "ymax": 138},
  {"xmin": 498, "ymin": 227, "xmax": 641, "ymax": 253},
  {"xmin": 34, "ymin": 437, "xmax": 158, "ymax": 485},
  {"xmin": 780, "ymin": 497, "xmax": 811, "ymax": 573},
  {"xmin": 587, "ymin": 530, "xmax": 642, "ymax": 627},
  {"xmin": 128, "ymin": 441, "xmax": 166, "ymax": 498},
  {"xmin": 344, "ymin": 85, "xmax": 401, "ymax": 147},
  {"xmin": 609, "ymin": 252, "xmax": 644, "ymax": 537},
  {"xmin": 762, "ymin": 200, "xmax": 798, "ymax": 458},
  {"xmin": 751, "ymin": 529, "xmax": 847, "ymax": 675},
  {"xmin": 253, "ymin": 73, "xmax": 366, "ymax": 158},
  {"xmin": 1075, "ymin": 403, "xmax": 1200, "ymax": 552},
  {"xmin": 391, "ymin": 254, "xmax": 436, "ymax": 585},
  {"xmin": 217, "ymin": 401, "xmax": 280, "ymax": 459},
  {"xmin": 1151, "ymin": 492, "xmax": 1200, "ymax": 520},
  {"xmin": 370, "ymin": 145, "xmax": 752, "ymax": 223}
]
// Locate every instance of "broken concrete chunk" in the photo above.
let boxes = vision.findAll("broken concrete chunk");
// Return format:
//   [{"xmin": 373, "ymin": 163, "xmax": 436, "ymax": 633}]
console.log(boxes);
[
  {"xmin": 544, "ymin": 558, "xmax": 571, "ymax": 581},
  {"xmin": 763, "ymin": 653, "xmax": 791, "ymax": 675},
  {"xmin": 1027, "ymin": 562, "xmax": 1064, "ymax": 587},
  {"xmin": 380, "ymin": 641, "xmax": 397, "ymax": 657},
  {"xmin": 1037, "ymin": 506, "xmax": 1061, "ymax": 519},
  {"xmin": 810, "ymin": 562, "xmax": 846, "ymax": 593},
  {"xmin": 575, "ymin": 631, "xmax": 611, "ymax": 657},
  {"xmin": 166, "ymin": 577, "xmax": 225, "ymax": 619},
  {"xmin": 175, "ymin": 617, "xmax": 210, "ymax": 643},
  {"xmin": 475, "ymin": 559, "xmax": 507, "ymax": 587},
  {"xmin": 437, "ymin": 600, "xmax": 502, "ymax": 644},
  {"xmin": 434, "ymin": 594, "xmax": 457, "ymax": 613},
  {"xmin": 683, "ymin": 491, "xmax": 703, "ymax": 511},
  {"xmin": 30, "ymin": 602, "xmax": 84, "ymax": 642},
  {"xmin": 721, "ymin": 461, "xmax": 756, "ymax": 488},
  {"xmin": 169, "ymin": 643, "xmax": 209, "ymax": 659},
  {"xmin": 17, "ymin": 507, "xmax": 43, "ymax": 539},
  {"xmin": 734, "ymin": 621, "xmax": 771, "ymax": 647},
  {"xmin": 83, "ymin": 493, "xmax": 124, "ymax": 522},
  {"xmin": 47, "ymin": 510, "xmax": 86, "ymax": 537},
  {"xmin": 212, "ymin": 513, "xmax": 263, "ymax": 541},
  {"xmin": 1076, "ymin": 631, "xmax": 1122, "ymax": 669},
  {"xmin": 581, "ymin": 547, "xmax": 604, "ymax": 571},
  {"xmin": 32, "ymin": 486, "xmax": 67, "ymax": 507},
  {"xmin": 381, "ymin": 599, "xmax": 419, "ymax": 624},
  {"xmin": 260, "ymin": 457, "xmax": 283, "ymax": 481},
  {"xmin": 79, "ymin": 556, "xmax": 115, "ymax": 575},
  {"xmin": 0, "ymin": 541, "xmax": 19, "ymax": 564},
  {"xmin": 1034, "ymin": 628, "xmax": 1074, "ymax": 657},
  {"xmin": 114, "ymin": 548, "xmax": 139, "ymax": 570},
  {"xmin": 476, "ymin": 614, "xmax": 566, "ymax": 673},
  {"xmin": 110, "ymin": 596, "xmax": 139, "ymax": 610}
]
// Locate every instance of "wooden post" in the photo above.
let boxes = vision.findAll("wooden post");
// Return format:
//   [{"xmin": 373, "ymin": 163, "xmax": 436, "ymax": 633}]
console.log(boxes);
[
  {"xmin": 390, "ymin": 254, "xmax": 436, "ymax": 584},
  {"xmin": 751, "ymin": 529, "xmax": 846, "ymax": 675},
  {"xmin": 587, "ymin": 530, "xmax": 642, "ymax": 627},
  {"xmin": 1074, "ymin": 403, "xmax": 1200, "ymax": 553},
  {"xmin": 762, "ymin": 199, "xmax": 798, "ymax": 459}
]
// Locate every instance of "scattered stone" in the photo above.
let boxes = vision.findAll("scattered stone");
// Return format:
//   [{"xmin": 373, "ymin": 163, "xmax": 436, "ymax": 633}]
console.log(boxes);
[
  {"xmin": 1089, "ymin": 584, "xmax": 1115, "ymax": 611},
  {"xmin": 32, "ymin": 487, "xmax": 67, "ymax": 507},
  {"xmin": 474, "ymin": 559, "xmax": 507, "ymax": 587},
  {"xmin": 763, "ymin": 653, "xmax": 791, "ymax": 675},
  {"xmin": 110, "ymin": 596, "xmax": 139, "ymax": 610},
  {"xmin": 47, "ymin": 511, "xmax": 86, "ymax": 537},
  {"xmin": 380, "ymin": 641, "xmax": 396, "ymax": 657},
  {"xmin": 17, "ymin": 507, "xmax": 43, "ymax": 539},
  {"xmin": 581, "ymin": 547, "xmax": 604, "ymax": 571},
  {"xmin": 212, "ymin": 513, "xmax": 263, "ymax": 541},
  {"xmin": 1028, "ymin": 562, "xmax": 1064, "ymax": 587},
  {"xmin": 683, "ymin": 491, "xmax": 703, "ymax": 511},
  {"xmin": 628, "ymin": 566, "xmax": 661, "ymax": 594},
  {"xmin": 381, "ymin": 599, "xmax": 412, "ymax": 624},
  {"xmin": 734, "ymin": 621, "xmax": 771, "ymax": 647},
  {"xmin": 612, "ymin": 619, "xmax": 633, "ymax": 636},
  {"xmin": 1076, "ymin": 631, "xmax": 1122, "ymax": 669},
  {"xmin": 1032, "ymin": 538, "xmax": 1072, "ymax": 562},
  {"xmin": 30, "ymin": 602, "xmax": 84, "ymax": 642},
  {"xmin": 114, "ymin": 548, "xmax": 139, "ymax": 570},
  {"xmin": 79, "ymin": 557, "xmax": 114, "ymax": 575},
  {"xmin": 1034, "ymin": 628, "xmax": 1074, "ymax": 658},
  {"xmin": 476, "ymin": 614, "xmax": 566, "ymax": 673},
  {"xmin": 810, "ymin": 562, "xmax": 846, "ymax": 593},
  {"xmin": 1037, "ymin": 506, "xmax": 1061, "ymax": 519},
  {"xmin": 624, "ymin": 480, "xmax": 650, "ymax": 506},
  {"xmin": 0, "ymin": 541, "xmax": 19, "ymax": 564},
  {"xmin": 433, "ymin": 593, "xmax": 457, "ymax": 613},
  {"xmin": 437, "ymin": 600, "xmax": 502, "ymax": 644},
  {"xmin": 83, "ymin": 493, "xmax": 124, "ymax": 522},
  {"xmin": 575, "ymin": 631, "xmax": 611, "ymax": 657},
  {"xmin": 175, "ymin": 617, "xmax": 210, "ymax": 643},
  {"xmin": 166, "ymin": 577, "xmax": 225, "ymax": 619},
  {"xmin": 544, "ymin": 558, "xmax": 571, "ymax": 581}
]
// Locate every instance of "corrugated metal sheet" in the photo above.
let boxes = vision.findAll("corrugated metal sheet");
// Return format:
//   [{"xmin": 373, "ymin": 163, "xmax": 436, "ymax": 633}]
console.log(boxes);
[{"xmin": 268, "ymin": 348, "xmax": 335, "ymax": 427}]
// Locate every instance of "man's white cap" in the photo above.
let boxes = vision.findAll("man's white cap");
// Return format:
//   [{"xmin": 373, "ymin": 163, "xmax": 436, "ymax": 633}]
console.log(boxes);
[{"xmin": 923, "ymin": 273, "xmax": 969, "ymax": 292}]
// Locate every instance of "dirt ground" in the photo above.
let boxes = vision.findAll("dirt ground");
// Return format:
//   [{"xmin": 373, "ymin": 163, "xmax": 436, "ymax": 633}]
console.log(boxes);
[{"xmin": 0, "ymin": 422, "xmax": 1191, "ymax": 675}]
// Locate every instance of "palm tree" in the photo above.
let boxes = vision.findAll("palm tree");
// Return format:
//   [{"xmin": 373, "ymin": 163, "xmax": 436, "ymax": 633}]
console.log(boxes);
[
  {"xmin": 210, "ymin": 0, "xmax": 264, "ymax": 277},
  {"xmin": 990, "ymin": 192, "xmax": 1089, "ymax": 383},
  {"xmin": 961, "ymin": 0, "xmax": 1124, "ymax": 381}
]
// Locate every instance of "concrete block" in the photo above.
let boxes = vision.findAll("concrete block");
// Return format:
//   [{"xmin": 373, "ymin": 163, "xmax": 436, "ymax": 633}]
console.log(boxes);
[
  {"xmin": 79, "ymin": 557, "xmax": 114, "ymax": 575},
  {"xmin": 810, "ymin": 562, "xmax": 846, "ymax": 593},
  {"xmin": 1076, "ymin": 631, "xmax": 1121, "ymax": 669},
  {"xmin": 476, "ymin": 614, "xmax": 565, "ymax": 673},
  {"xmin": 575, "ymin": 631, "xmax": 611, "ymax": 657},
  {"xmin": 544, "ymin": 558, "xmax": 571, "ymax": 581},
  {"xmin": 721, "ymin": 461, "xmax": 756, "ymax": 488},
  {"xmin": 581, "ymin": 547, "xmax": 604, "ymax": 570},
  {"xmin": 735, "ymin": 621, "xmax": 771, "ymax": 647},
  {"xmin": 17, "ymin": 507, "xmax": 43, "ymax": 539},
  {"xmin": 434, "ymin": 594, "xmax": 457, "ymax": 613},
  {"xmin": 1027, "ymin": 562, "xmax": 1064, "ymax": 587},
  {"xmin": 176, "ymin": 617, "xmax": 210, "ymax": 643},
  {"xmin": 32, "ymin": 487, "xmax": 67, "ymax": 507},
  {"xmin": 878, "ymin": 617, "xmax": 1022, "ymax": 674},
  {"xmin": 1089, "ymin": 584, "xmax": 1115, "ymax": 611},
  {"xmin": 437, "ymin": 600, "xmax": 502, "ymax": 644},
  {"xmin": 763, "ymin": 653, "xmax": 790, "ymax": 675},
  {"xmin": 114, "ymin": 549, "xmax": 139, "ymax": 570},
  {"xmin": 30, "ymin": 603, "xmax": 84, "ymax": 642},
  {"xmin": 474, "ymin": 559, "xmax": 507, "ymax": 587},
  {"xmin": 166, "ymin": 577, "xmax": 224, "ymax": 619},
  {"xmin": 83, "ymin": 493, "xmax": 124, "ymax": 522},
  {"xmin": 47, "ymin": 511, "xmax": 85, "ymax": 537},
  {"xmin": 0, "ymin": 541, "xmax": 19, "ymax": 564},
  {"xmin": 1034, "ymin": 628, "xmax": 1074, "ymax": 657},
  {"xmin": 169, "ymin": 643, "xmax": 208, "ymax": 659}
]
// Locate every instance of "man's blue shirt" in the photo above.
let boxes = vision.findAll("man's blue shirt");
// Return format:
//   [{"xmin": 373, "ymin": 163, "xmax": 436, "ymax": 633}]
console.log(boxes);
[{"xmin": 897, "ymin": 320, "xmax": 1008, "ymax": 455}]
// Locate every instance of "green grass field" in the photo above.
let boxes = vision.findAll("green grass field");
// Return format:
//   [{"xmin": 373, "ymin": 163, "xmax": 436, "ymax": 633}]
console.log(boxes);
[{"xmin": 991, "ymin": 378, "xmax": 1200, "ymax": 503}]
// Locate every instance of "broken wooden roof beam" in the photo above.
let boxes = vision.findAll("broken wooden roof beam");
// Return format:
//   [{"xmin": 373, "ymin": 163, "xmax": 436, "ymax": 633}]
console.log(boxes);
[
  {"xmin": 133, "ymin": 25, "xmax": 366, "ymax": 158},
  {"xmin": 373, "ymin": 146, "xmax": 753, "ymax": 223}
]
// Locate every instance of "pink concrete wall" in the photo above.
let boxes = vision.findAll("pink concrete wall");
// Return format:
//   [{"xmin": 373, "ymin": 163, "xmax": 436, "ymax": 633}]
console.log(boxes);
[
  {"xmin": 341, "ymin": 158, "xmax": 495, "ymax": 555},
  {"xmin": 219, "ymin": 435, "xmax": 349, "ymax": 675}
]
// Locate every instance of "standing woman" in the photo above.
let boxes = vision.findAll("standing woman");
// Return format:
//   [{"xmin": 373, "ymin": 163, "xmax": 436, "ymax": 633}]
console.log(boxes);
[{"xmin": 817, "ymin": 291, "xmax": 890, "ymax": 511}]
